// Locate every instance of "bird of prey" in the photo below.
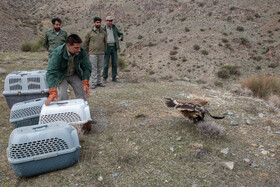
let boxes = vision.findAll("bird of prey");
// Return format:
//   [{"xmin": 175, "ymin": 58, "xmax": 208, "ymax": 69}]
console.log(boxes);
[{"xmin": 165, "ymin": 98, "xmax": 225, "ymax": 123}]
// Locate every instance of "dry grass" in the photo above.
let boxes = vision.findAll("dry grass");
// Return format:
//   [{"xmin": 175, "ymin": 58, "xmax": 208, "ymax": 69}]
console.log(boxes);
[
  {"xmin": 267, "ymin": 95, "xmax": 280, "ymax": 112},
  {"xmin": 196, "ymin": 121, "xmax": 225, "ymax": 139},
  {"xmin": 240, "ymin": 73, "xmax": 280, "ymax": 98}
]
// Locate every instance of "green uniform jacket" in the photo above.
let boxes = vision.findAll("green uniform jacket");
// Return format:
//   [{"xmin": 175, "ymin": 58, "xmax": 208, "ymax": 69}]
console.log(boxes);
[
  {"xmin": 103, "ymin": 24, "xmax": 124, "ymax": 53},
  {"xmin": 46, "ymin": 44, "xmax": 92, "ymax": 88},
  {"xmin": 43, "ymin": 29, "xmax": 68, "ymax": 54},
  {"xmin": 83, "ymin": 28, "xmax": 107, "ymax": 55}
]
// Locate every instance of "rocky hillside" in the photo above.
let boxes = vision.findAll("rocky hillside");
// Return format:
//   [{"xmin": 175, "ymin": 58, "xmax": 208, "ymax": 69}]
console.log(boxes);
[{"xmin": 1, "ymin": 0, "xmax": 280, "ymax": 83}]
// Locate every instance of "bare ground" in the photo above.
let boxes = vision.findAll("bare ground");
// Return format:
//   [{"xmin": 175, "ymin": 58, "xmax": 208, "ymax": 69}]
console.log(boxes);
[{"xmin": 0, "ymin": 52, "xmax": 279, "ymax": 186}]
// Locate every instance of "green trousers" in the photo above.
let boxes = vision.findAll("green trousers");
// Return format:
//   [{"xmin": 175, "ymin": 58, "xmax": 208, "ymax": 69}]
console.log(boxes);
[{"xmin": 103, "ymin": 46, "xmax": 118, "ymax": 80}]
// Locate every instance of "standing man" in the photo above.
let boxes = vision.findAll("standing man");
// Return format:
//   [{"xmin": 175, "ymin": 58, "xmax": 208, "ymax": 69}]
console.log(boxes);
[
  {"xmin": 44, "ymin": 18, "xmax": 68, "ymax": 56},
  {"xmin": 103, "ymin": 16, "xmax": 124, "ymax": 83},
  {"xmin": 45, "ymin": 34, "xmax": 92, "ymax": 105},
  {"xmin": 83, "ymin": 17, "xmax": 107, "ymax": 89}
]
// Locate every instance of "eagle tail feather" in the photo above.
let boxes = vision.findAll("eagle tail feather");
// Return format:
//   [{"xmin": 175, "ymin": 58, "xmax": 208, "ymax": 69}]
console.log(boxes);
[
  {"xmin": 164, "ymin": 98, "xmax": 177, "ymax": 108},
  {"xmin": 205, "ymin": 109, "xmax": 225, "ymax": 119}
]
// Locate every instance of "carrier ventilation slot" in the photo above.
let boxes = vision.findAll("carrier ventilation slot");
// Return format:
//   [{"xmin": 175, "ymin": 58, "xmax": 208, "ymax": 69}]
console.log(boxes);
[
  {"xmin": 9, "ymin": 138, "xmax": 68, "ymax": 159},
  {"xmin": 40, "ymin": 112, "xmax": 82, "ymax": 124},
  {"xmin": 10, "ymin": 106, "xmax": 42, "ymax": 119}
]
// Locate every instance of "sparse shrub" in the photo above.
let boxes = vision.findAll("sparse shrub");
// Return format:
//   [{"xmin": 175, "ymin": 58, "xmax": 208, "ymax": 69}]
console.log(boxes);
[
  {"xmin": 20, "ymin": 36, "xmax": 45, "ymax": 52},
  {"xmin": 240, "ymin": 73, "xmax": 280, "ymax": 98},
  {"xmin": 193, "ymin": 44, "xmax": 200, "ymax": 51},
  {"xmin": 124, "ymin": 69, "xmax": 130, "ymax": 72},
  {"xmin": 21, "ymin": 41, "xmax": 32, "ymax": 52},
  {"xmin": 222, "ymin": 38, "xmax": 229, "ymax": 43},
  {"xmin": 118, "ymin": 56, "xmax": 126, "ymax": 70},
  {"xmin": 170, "ymin": 50, "xmax": 177, "ymax": 55},
  {"xmin": 200, "ymin": 28, "xmax": 205, "ymax": 32},
  {"xmin": 149, "ymin": 70, "xmax": 155, "ymax": 75},
  {"xmin": 252, "ymin": 55, "xmax": 263, "ymax": 61},
  {"xmin": 222, "ymin": 32, "xmax": 228, "ymax": 36},
  {"xmin": 225, "ymin": 43, "xmax": 233, "ymax": 51},
  {"xmin": 147, "ymin": 42, "xmax": 156, "ymax": 47},
  {"xmin": 157, "ymin": 28, "xmax": 163, "ymax": 33},
  {"xmin": 138, "ymin": 35, "xmax": 143, "ymax": 39},
  {"xmin": 230, "ymin": 6, "xmax": 236, "ymax": 11},
  {"xmin": 131, "ymin": 62, "xmax": 137, "ymax": 67},
  {"xmin": 170, "ymin": 56, "xmax": 178, "ymax": 61},
  {"xmin": 181, "ymin": 17, "xmax": 186, "ymax": 21},
  {"xmin": 239, "ymin": 37, "xmax": 251, "ymax": 47},
  {"xmin": 126, "ymin": 42, "xmax": 133, "ymax": 48},
  {"xmin": 185, "ymin": 27, "xmax": 190, "ymax": 32},
  {"xmin": 268, "ymin": 62, "xmax": 279, "ymax": 68},
  {"xmin": 196, "ymin": 121, "xmax": 225, "ymax": 139},
  {"xmin": 256, "ymin": 65, "xmax": 261, "ymax": 70},
  {"xmin": 268, "ymin": 95, "xmax": 280, "ymax": 111},
  {"xmin": 182, "ymin": 56, "xmax": 187, "ymax": 62},
  {"xmin": 236, "ymin": 26, "xmax": 245, "ymax": 32},
  {"xmin": 201, "ymin": 50, "xmax": 208, "ymax": 55},
  {"xmin": 214, "ymin": 81, "xmax": 223, "ymax": 87},
  {"xmin": 254, "ymin": 13, "xmax": 261, "ymax": 18},
  {"xmin": 217, "ymin": 65, "xmax": 240, "ymax": 79},
  {"xmin": 173, "ymin": 46, "xmax": 179, "ymax": 50}
]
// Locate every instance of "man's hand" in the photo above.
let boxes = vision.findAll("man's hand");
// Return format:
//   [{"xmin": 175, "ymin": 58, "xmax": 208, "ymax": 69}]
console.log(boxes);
[
  {"xmin": 45, "ymin": 88, "xmax": 58, "ymax": 105},
  {"xmin": 118, "ymin": 37, "xmax": 122, "ymax": 41},
  {"xmin": 82, "ymin": 80, "xmax": 90, "ymax": 98}
]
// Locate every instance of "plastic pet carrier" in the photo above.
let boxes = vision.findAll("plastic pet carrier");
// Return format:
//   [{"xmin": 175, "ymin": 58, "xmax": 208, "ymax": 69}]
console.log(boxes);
[
  {"xmin": 2, "ymin": 70, "xmax": 49, "ymax": 108},
  {"xmin": 7, "ymin": 122, "xmax": 81, "ymax": 177},
  {"xmin": 39, "ymin": 99, "xmax": 92, "ymax": 133},
  {"xmin": 10, "ymin": 97, "xmax": 47, "ymax": 128}
]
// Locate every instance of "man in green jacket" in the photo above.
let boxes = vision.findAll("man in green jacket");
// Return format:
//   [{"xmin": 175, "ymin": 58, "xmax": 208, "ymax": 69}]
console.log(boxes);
[
  {"xmin": 45, "ymin": 34, "xmax": 92, "ymax": 105},
  {"xmin": 43, "ymin": 18, "xmax": 68, "ymax": 56},
  {"xmin": 83, "ymin": 17, "xmax": 107, "ymax": 89},
  {"xmin": 103, "ymin": 16, "xmax": 124, "ymax": 83}
]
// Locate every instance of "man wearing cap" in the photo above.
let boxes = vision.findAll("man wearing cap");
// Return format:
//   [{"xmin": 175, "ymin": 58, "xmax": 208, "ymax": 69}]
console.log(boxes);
[
  {"xmin": 103, "ymin": 16, "xmax": 124, "ymax": 83},
  {"xmin": 44, "ymin": 18, "xmax": 68, "ymax": 56},
  {"xmin": 83, "ymin": 17, "xmax": 107, "ymax": 89}
]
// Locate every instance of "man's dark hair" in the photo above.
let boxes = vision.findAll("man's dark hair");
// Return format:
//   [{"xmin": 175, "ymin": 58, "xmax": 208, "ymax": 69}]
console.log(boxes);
[
  {"xmin": 93, "ymin": 17, "xmax": 101, "ymax": 22},
  {"xmin": 52, "ymin": 18, "xmax": 62, "ymax": 24},
  {"xmin": 67, "ymin": 34, "xmax": 82, "ymax": 45}
]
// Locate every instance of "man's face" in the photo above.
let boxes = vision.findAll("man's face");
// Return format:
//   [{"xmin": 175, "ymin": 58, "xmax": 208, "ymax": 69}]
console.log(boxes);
[
  {"xmin": 53, "ymin": 21, "xmax": 61, "ymax": 32},
  {"xmin": 106, "ymin": 20, "xmax": 113, "ymax": 27},
  {"xmin": 94, "ymin": 21, "xmax": 101, "ymax": 29},
  {"xmin": 67, "ymin": 43, "xmax": 81, "ymax": 56}
]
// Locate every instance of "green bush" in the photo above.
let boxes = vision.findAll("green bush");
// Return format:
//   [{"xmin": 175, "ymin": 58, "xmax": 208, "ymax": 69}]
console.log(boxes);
[
  {"xmin": 193, "ymin": 45, "xmax": 200, "ymax": 51},
  {"xmin": 217, "ymin": 65, "xmax": 240, "ymax": 79},
  {"xmin": 138, "ymin": 35, "xmax": 143, "ymax": 39},
  {"xmin": 185, "ymin": 27, "xmax": 190, "ymax": 32},
  {"xmin": 118, "ymin": 56, "xmax": 126, "ymax": 70},
  {"xmin": 217, "ymin": 68, "xmax": 230, "ymax": 79},
  {"xmin": 20, "ymin": 36, "xmax": 46, "ymax": 52},
  {"xmin": 126, "ymin": 42, "xmax": 133, "ymax": 48},
  {"xmin": 236, "ymin": 26, "xmax": 245, "ymax": 32},
  {"xmin": 222, "ymin": 38, "xmax": 229, "ymax": 43},
  {"xmin": 201, "ymin": 50, "xmax": 208, "ymax": 55}
]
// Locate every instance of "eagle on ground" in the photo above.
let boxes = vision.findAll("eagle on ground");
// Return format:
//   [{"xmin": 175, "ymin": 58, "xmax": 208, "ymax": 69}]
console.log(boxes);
[{"xmin": 165, "ymin": 98, "xmax": 225, "ymax": 123}]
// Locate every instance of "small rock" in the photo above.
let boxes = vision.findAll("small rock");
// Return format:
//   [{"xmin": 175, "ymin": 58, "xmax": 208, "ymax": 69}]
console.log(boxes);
[
  {"xmin": 120, "ymin": 101, "xmax": 129, "ymax": 107},
  {"xmin": 261, "ymin": 150, "xmax": 269, "ymax": 156},
  {"xmin": 170, "ymin": 146, "xmax": 175, "ymax": 152},
  {"xmin": 220, "ymin": 147, "xmax": 230, "ymax": 156},
  {"xmin": 263, "ymin": 126, "xmax": 271, "ymax": 131},
  {"xmin": 222, "ymin": 161, "xmax": 234, "ymax": 170},
  {"xmin": 112, "ymin": 173, "xmax": 119, "ymax": 177},
  {"xmin": 251, "ymin": 144, "xmax": 258, "ymax": 147},
  {"xmin": 99, "ymin": 146, "xmax": 105, "ymax": 150},
  {"xmin": 250, "ymin": 162, "xmax": 259, "ymax": 168},
  {"xmin": 99, "ymin": 151, "xmax": 103, "ymax": 155},
  {"xmin": 244, "ymin": 158, "xmax": 250, "ymax": 163},
  {"xmin": 258, "ymin": 113, "xmax": 264, "ymax": 118},
  {"xmin": 275, "ymin": 132, "xmax": 280, "ymax": 135},
  {"xmin": 139, "ymin": 123, "xmax": 145, "ymax": 126},
  {"xmin": 246, "ymin": 119, "xmax": 253, "ymax": 125},
  {"xmin": 268, "ymin": 148, "xmax": 275, "ymax": 153},
  {"xmin": 223, "ymin": 111, "xmax": 234, "ymax": 115},
  {"xmin": 229, "ymin": 121, "xmax": 239, "ymax": 126},
  {"xmin": 183, "ymin": 77, "xmax": 190, "ymax": 82},
  {"xmin": 98, "ymin": 176, "xmax": 103, "ymax": 181},
  {"xmin": 176, "ymin": 136, "xmax": 182, "ymax": 141}
]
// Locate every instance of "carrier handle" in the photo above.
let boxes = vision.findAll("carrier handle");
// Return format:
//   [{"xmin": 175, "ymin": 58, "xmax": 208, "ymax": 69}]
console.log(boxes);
[
  {"xmin": 33, "ymin": 125, "xmax": 48, "ymax": 131},
  {"xmin": 56, "ymin": 102, "xmax": 68, "ymax": 105}
]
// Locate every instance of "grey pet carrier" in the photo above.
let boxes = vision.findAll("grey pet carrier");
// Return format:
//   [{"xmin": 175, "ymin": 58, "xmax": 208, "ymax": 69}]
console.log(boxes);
[
  {"xmin": 2, "ymin": 70, "xmax": 49, "ymax": 108},
  {"xmin": 10, "ymin": 97, "xmax": 47, "ymax": 128},
  {"xmin": 7, "ymin": 122, "xmax": 81, "ymax": 177}
]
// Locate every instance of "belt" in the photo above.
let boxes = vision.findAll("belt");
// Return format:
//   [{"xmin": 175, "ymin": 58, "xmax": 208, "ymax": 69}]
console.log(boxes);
[{"xmin": 107, "ymin": 43, "xmax": 115, "ymax": 46}]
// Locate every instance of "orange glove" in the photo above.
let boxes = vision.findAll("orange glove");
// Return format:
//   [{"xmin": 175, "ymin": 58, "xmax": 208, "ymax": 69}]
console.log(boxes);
[
  {"xmin": 45, "ymin": 88, "xmax": 58, "ymax": 105},
  {"xmin": 82, "ymin": 80, "xmax": 90, "ymax": 98}
]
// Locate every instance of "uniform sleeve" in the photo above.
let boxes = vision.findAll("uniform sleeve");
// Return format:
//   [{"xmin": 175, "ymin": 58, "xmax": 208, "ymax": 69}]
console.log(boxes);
[
  {"xmin": 83, "ymin": 32, "xmax": 90, "ymax": 55},
  {"xmin": 46, "ymin": 51, "xmax": 61, "ymax": 88},
  {"xmin": 116, "ymin": 27, "xmax": 124, "ymax": 41},
  {"xmin": 43, "ymin": 32, "xmax": 49, "ymax": 50},
  {"xmin": 80, "ymin": 48, "xmax": 92, "ymax": 80}
]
